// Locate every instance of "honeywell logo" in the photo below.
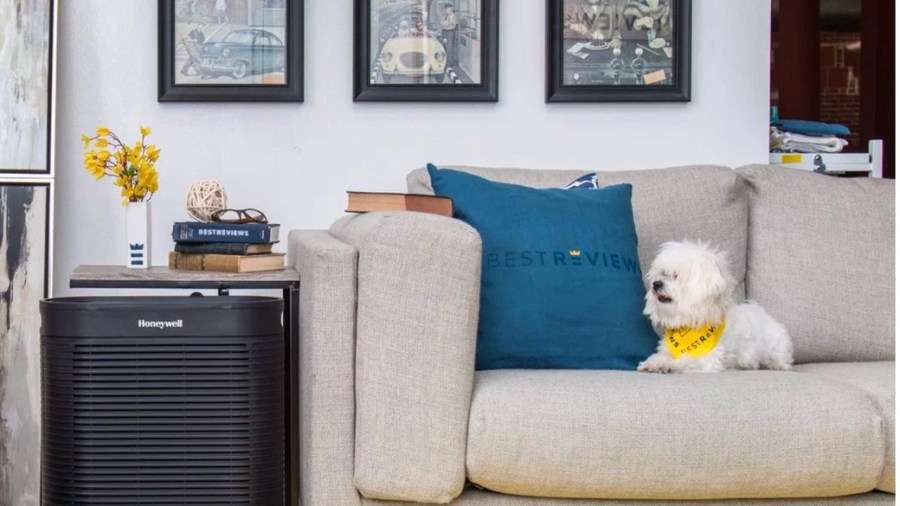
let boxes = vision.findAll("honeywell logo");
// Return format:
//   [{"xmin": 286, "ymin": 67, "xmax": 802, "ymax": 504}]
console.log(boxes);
[{"xmin": 138, "ymin": 319, "xmax": 183, "ymax": 329}]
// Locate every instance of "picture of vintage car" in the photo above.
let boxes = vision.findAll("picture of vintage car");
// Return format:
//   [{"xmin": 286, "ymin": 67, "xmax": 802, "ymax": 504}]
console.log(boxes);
[
  {"xmin": 200, "ymin": 28, "xmax": 285, "ymax": 79},
  {"xmin": 378, "ymin": 31, "xmax": 448, "ymax": 83}
]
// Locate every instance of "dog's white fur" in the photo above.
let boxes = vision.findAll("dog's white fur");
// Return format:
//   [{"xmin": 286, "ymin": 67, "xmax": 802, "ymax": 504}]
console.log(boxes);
[{"xmin": 638, "ymin": 240, "xmax": 794, "ymax": 373}]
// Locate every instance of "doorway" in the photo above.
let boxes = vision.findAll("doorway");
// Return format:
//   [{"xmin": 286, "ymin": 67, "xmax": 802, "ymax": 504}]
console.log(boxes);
[{"xmin": 771, "ymin": 0, "xmax": 895, "ymax": 178}]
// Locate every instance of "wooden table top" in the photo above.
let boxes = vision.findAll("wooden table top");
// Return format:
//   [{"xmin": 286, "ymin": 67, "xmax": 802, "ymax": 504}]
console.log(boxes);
[{"xmin": 70, "ymin": 265, "xmax": 300, "ymax": 289}]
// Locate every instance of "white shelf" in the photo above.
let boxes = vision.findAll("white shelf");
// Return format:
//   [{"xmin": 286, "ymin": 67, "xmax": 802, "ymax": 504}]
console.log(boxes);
[{"xmin": 769, "ymin": 139, "xmax": 883, "ymax": 178}]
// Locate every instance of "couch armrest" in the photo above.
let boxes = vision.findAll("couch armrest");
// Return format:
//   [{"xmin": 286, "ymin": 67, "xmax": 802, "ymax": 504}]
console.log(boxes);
[
  {"xmin": 287, "ymin": 231, "xmax": 361, "ymax": 506},
  {"xmin": 331, "ymin": 212, "xmax": 482, "ymax": 504}
]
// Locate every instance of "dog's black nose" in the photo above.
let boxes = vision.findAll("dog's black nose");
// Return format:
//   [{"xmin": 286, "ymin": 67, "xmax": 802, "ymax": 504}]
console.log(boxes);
[{"xmin": 652, "ymin": 281, "xmax": 664, "ymax": 291}]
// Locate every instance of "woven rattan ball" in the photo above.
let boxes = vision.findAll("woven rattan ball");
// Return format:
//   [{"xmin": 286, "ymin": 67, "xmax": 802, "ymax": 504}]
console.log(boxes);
[{"xmin": 185, "ymin": 180, "xmax": 227, "ymax": 222}]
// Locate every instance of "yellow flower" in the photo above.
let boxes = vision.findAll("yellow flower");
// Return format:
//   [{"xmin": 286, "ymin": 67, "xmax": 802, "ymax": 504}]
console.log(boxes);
[{"xmin": 83, "ymin": 125, "xmax": 159, "ymax": 204}]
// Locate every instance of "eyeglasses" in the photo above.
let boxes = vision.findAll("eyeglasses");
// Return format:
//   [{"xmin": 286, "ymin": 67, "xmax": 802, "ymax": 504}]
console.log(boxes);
[{"xmin": 211, "ymin": 208, "xmax": 268, "ymax": 224}]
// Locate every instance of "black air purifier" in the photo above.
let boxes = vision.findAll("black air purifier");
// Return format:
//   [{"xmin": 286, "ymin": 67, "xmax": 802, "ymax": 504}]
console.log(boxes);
[{"xmin": 41, "ymin": 296, "xmax": 284, "ymax": 505}]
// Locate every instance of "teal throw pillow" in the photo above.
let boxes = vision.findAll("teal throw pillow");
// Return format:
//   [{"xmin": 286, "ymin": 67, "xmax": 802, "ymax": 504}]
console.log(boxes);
[{"xmin": 427, "ymin": 164, "xmax": 658, "ymax": 370}]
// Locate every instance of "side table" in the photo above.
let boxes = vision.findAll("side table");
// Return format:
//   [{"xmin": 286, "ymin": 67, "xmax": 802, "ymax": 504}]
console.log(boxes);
[{"xmin": 70, "ymin": 265, "xmax": 300, "ymax": 506}]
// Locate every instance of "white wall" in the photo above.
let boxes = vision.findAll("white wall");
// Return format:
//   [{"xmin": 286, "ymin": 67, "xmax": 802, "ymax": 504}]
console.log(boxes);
[{"xmin": 54, "ymin": 0, "xmax": 771, "ymax": 295}]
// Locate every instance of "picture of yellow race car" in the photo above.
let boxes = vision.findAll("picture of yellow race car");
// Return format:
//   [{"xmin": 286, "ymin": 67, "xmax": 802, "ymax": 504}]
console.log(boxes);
[{"xmin": 378, "ymin": 31, "xmax": 448, "ymax": 84}]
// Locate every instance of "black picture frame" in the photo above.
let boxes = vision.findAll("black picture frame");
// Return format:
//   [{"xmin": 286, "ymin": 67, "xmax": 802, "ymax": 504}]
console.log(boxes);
[
  {"xmin": 0, "ymin": 182, "xmax": 52, "ymax": 297},
  {"xmin": 158, "ymin": 0, "xmax": 304, "ymax": 102},
  {"xmin": 547, "ymin": 0, "xmax": 691, "ymax": 102},
  {"xmin": 1, "ymin": 0, "xmax": 55, "ymax": 175},
  {"xmin": 354, "ymin": 0, "xmax": 499, "ymax": 102}
]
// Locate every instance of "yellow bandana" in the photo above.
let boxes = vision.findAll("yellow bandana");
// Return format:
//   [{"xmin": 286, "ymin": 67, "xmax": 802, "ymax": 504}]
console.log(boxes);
[{"xmin": 666, "ymin": 319, "xmax": 726, "ymax": 359}]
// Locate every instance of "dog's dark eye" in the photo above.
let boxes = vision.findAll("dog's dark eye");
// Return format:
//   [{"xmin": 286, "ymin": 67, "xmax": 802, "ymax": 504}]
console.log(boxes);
[{"xmin": 660, "ymin": 270, "xmax": 677, "ymax": 280}]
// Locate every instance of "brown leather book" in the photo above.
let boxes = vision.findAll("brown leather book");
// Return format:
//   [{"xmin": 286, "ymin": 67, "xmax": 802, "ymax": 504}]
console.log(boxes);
[
  {"xmin": 168, "ymin": 251, "xmax": 286, "ymax": 273},
  {"xmin": 346, "ymin": 192, "xmax": 453, "ymax": 217}
]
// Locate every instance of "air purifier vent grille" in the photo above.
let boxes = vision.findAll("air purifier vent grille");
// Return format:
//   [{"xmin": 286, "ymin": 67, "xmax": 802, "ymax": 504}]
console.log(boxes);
[{"xmin": 42, "ymin": 296, "xmax": 284, "ymax": 505}]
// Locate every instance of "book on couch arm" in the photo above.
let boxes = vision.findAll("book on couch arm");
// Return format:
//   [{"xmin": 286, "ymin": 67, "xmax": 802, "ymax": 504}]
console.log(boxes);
[
  {"xmin": 172, "ymin": 222, "xmax": 280, "ymax": 244},
  {"xmin": 346, "ymin": 192, "xmax": 453, "ymax": 217},
  {"xmin": 168, "ymin": 252, "xmax": 286, "ymax": 273},
  {"xmin": 174, "ymin": 242, "xmax": 275, "ymax": 255}
]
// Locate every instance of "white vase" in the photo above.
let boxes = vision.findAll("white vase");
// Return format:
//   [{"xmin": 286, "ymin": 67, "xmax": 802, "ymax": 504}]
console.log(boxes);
[{"xmin": 126, "ymin": 201, "xmax": 151, "ymax": 269}]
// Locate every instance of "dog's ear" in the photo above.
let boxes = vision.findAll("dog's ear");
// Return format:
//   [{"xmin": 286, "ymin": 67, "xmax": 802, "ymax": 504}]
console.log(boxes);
[
  {"xmin": 710, "ymin": 247, "xmax": 736, "ymax": 300},
  {"xmin": 684, "ymin": 244, "xmax": 734, "ymax": 304}
]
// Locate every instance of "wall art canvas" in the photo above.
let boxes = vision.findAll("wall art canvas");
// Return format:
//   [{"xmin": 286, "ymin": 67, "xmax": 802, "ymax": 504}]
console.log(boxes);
[
  {"xmin": 0, "ymin": 184, "xmax": 50, "ymax": 506},
  {"xmin": 159, "ymin": 0, "xmax": 304, "ymax": 101},
  {"xmin": 0, "ymin": 0, "xmax": 53, "ymax": 174},
  {"xmin": 354, "ymin": 0, "xmax": 499, "ymax": 101},
  {"xmin": 547, "ymin": 0, "xmax": 691, "ymax": 102}
]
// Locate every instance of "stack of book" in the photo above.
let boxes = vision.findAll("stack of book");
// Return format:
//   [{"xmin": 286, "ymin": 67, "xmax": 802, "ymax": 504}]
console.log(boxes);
[{"xmin": 169, "ymin": 221, "xmax": 284, "ymax": 273}]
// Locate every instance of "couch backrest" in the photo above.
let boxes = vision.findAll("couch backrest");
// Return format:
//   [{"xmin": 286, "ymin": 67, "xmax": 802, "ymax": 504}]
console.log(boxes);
[
  {"xmin": 409, "ymin": 165, "xmax": 750, "ymax": 300},
  {"xmin": 737, "ymin": 164, "xmax": 895, "ymax": 363}
]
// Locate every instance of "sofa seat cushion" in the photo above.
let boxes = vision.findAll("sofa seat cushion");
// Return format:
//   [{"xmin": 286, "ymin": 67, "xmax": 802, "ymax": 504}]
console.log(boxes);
[
  {"xmin": 794, "ymin": 362, "xmax": 895, "ymax": 493},
  {"xmin": 466, "ymin": 370, "xmax": 886, "ymax": 500}
]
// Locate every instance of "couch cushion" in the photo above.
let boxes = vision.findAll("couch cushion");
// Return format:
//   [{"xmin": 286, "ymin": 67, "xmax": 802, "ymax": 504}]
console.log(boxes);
[
  {"xmin": 466, "ymin": 369, "xmax": 885, "ymax": 500},
  {"xmin": 794, "ymin": 362, "xmax": 895, "ymax": 493},
  {"xmin": 409, "ymin": 165, "xmax": 749, "ymax": 299},
  {"xmin": 427, "ymin": 165, "xmax": 657, "ymax": 370},
  {"xmin": 736, "ymin": 165, "xmax": 894, "ymax": 363}
]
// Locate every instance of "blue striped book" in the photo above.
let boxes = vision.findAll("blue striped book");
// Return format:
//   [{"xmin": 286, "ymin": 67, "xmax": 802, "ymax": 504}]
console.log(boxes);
[{"xmin": 172, "ymin": 222, "xmax": 280, "ymax": 244}]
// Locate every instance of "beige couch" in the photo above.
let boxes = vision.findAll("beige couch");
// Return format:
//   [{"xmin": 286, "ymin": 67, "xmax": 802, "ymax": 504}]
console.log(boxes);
[{"xmin": 288, "ymin": 164, "xmax": 895, "ymax": 505}]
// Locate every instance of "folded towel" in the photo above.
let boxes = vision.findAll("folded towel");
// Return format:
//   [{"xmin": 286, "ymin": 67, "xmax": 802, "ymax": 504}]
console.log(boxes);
[
  {"xmin": 771, "ymin": 119, "xmax": 851, "ymax": 136},
  {"xmin": 770, "ymin": 127, "xmax": 848, "ymax": 153}
]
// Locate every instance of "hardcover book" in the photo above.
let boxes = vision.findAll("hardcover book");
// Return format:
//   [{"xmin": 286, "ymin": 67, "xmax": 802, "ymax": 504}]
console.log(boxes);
[
  {"xmin": 174, "ymin": 242, "xmax": 275, "ymax": 255},
  {"xmin": 172, "ymin": 222, "xmax": 280, "ymax": 244},
  {"xmin": 346, "ymin": 192, "xmax": 453, "ymax": 217},
  {"xmin": 168, "ymin": 252, "xmax": 286, "ymax": 273}
]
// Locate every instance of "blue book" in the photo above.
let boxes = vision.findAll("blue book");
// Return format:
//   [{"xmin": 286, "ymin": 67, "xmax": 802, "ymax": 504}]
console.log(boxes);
[{"xmin": 172, "ymin": 222, "xmax": 280, "ymax": 244}]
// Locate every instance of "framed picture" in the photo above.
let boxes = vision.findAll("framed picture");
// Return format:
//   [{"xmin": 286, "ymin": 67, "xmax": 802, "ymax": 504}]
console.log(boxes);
[
  {"xmin": 1, "ymin": 0, "xmax": 55, "ymax": 174},
  {"xmin": 354, "ymin": 0, "xmax": 499, "ymax": 102},
  {"xmin": 0, "ymin": 183, "xmax": 52, "ymax": 297},
  {"xmin": 158, "ymin": 0, "xmax": 303, "ymax": 102},
  {"xmin": 547, "ymin": 0, "xmax": 691, "ymax": 102},
  {"xmin": 0, "ymin": 182, "xmax": 52, "ymax": 506}
]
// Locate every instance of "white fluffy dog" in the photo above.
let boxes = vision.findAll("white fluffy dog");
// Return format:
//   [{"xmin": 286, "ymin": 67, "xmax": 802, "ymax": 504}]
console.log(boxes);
[{"xmin": 638, "ymin": 241, "xmax": 793, "ymax": 373}]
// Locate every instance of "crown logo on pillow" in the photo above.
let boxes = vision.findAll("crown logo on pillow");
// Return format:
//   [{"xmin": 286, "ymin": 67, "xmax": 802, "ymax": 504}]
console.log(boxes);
[{"xmin": 568, "ymin": 250, "xmax": 581, "ymax": 257}]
